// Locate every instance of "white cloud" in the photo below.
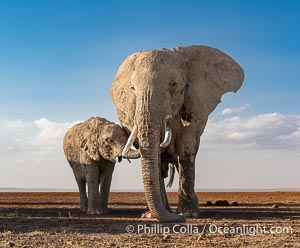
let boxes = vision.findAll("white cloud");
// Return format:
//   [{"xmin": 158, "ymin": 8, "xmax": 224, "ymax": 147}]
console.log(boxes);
[
  {"xmin": 4, "ymin": 119, "xmax": 32, "ymax": 130},
  {"xmin": 0, "ymin": 118, "xmax": 81, "ymax": 160},
  {"xmin": 29, "ymin": 118, "xmax": 81, "ymax": 153},
  {"xmin": 202, "ymin": 113, "xmax": 300, "ymax": 150},
  {"xmin": 0, "ymin": 118, "xmax": 82, "ymax": 189},
  {"xmin": 1, "ymin": 114, "xmax": 300, "ymax": 190},
  {"xmin": 221, "ymin": 104, "xmax": 250, "ymax": 115}
]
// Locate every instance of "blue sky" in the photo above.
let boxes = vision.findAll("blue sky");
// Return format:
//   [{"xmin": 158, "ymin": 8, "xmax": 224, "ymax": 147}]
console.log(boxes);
[
  {"xmin": 0, "ymin": 1, "xmax": 299, "ymax": 190},
  {"xmin": 1, "ymin": 0, "xmax": 299, "ymax": 121}
]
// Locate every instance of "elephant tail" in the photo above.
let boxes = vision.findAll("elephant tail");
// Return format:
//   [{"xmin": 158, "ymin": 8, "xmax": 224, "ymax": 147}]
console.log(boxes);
[{"xmin": 166, "ymin": 163, "xmax": 176, "ymax": 188}]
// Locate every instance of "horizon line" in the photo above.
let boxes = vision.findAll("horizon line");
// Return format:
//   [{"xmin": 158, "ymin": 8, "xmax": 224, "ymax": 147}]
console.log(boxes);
[{"xmin": 1, "ymin": 187, "xmax": 300, "ymax": 193}]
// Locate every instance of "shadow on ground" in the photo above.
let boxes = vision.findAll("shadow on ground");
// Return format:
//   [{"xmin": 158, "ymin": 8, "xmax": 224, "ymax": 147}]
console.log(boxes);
[{"xmin": 1, "ymin": 204, "xmax": 299, "ymax": 234}]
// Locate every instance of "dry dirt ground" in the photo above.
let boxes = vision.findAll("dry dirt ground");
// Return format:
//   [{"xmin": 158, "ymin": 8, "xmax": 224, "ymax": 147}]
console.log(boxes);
[{"xmin": 0, "ymin": 192, "xmax": 299, "ymax": 247}]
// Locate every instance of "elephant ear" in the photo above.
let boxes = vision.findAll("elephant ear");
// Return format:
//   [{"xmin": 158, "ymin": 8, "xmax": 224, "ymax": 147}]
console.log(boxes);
[
  {"xmin": 110, "ymin": 53, "xmax": 140, "ymax": 131},
  {"xmin": 173, "ymin": 45, "xmax": 244, "ymax": 126},
  {"xmin": 80, "ymin": 117, "xmax": 105, "ymax": 161}
]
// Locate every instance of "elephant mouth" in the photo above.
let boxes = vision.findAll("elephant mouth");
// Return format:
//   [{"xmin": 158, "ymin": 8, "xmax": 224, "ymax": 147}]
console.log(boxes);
[{"xmin": 122, "ymin": 115, "xmax": 173, "ymax": 156}]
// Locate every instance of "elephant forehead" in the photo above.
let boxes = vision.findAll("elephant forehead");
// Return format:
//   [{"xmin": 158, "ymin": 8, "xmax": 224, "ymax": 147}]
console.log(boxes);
[
  {"xmin": 113, "ymin": 49, "xmax": 185, "ymax": 89},
  {"xmin": 135, "ymin": 50, "xmax": 184, "ymax": 69},
  {"xmin": 129, "ymin": 55, "xmax": 186, "ymax": 88},
  {"xmin": 102, "ymin": 124, "xmax": 125, "ymax": 139}
]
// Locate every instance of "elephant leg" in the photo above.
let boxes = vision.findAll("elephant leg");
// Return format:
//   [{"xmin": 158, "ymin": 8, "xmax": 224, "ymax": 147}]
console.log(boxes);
[
  {"xmin": 99, "ymin": 161, "xmax": 115, "ymax": 214},
  {"xmin": 160, "ymin": 160, "xmax": 172, "ymax": 212},
  {"xmin": 176, "ymin": 155, "xmax": 199, "ymax": 217},
  {"xmin": 76, "ymin": 178, "xmax": 88, "ymax": 211},
  {"xmin": 86, "ymin": 163, "xmax": 100, "ymax": 215},
  {"xmin": 160, "ymin": 173, "xmax": 171, "ymax": 212},
  {"xmin": 70, "ymin": 162, "xmax": 88, "ymax": 211},
  {"xmin": 175, "ymin": 123, "xmax": 203, "ymax": 217}
]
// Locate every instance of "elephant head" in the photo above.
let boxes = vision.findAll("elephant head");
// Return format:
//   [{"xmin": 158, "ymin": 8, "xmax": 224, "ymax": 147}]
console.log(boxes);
[
  {"xmin": 110, "ymin": 46, "xmax": 244, "ymax": 222},
  {"xmin": 80, "ymin": 117, "xmax": 140, "ymax": 163}
]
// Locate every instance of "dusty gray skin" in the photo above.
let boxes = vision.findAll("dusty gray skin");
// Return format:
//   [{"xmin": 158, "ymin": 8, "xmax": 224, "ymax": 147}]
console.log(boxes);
[
  {"xmin": 63, "ymin": 117, "xmax": 140, "ymax": 215},
  {"xmin": 110, "ymin": 45, "xmax": 244, "ymax": 222}
]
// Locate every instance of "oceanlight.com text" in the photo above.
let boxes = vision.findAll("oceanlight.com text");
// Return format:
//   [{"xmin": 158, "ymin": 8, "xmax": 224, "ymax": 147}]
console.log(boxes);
[{"xmin": 125, "ymin": 224, "xmax": 293, "ymax": 235}]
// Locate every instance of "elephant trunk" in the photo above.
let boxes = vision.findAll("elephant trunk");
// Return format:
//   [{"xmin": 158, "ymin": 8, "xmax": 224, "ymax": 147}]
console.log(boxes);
[{"xmin": 136, "ymin": 91, "xmax": 185, "ymax": 223}]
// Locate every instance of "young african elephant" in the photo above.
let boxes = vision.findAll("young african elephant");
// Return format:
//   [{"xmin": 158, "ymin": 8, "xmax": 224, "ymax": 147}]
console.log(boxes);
[{"xmin": 63, "ymin": 117, "xmax": 140, "ymax": 214}]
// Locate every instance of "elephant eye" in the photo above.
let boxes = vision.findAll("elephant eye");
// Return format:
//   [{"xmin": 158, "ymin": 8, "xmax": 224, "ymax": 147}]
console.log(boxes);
[
  {"xmin": 169, "ymin": 82, "xmax": 177, "ymax": 96},
  {"xmin": 107, "ymin": 138, "xmax": 114, "ymax": 143}
]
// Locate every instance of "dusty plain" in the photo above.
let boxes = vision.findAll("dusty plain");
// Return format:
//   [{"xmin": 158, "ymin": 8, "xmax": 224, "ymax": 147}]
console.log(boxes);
[{"xmin": 0, "ymin": 192, "xmax": 299, "ymax": 247}]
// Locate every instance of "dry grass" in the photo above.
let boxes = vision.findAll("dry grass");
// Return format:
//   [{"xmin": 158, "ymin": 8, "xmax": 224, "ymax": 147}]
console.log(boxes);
[{"xmin": 0, "ymin": 192, "xmax": 299, "ymax": 247}]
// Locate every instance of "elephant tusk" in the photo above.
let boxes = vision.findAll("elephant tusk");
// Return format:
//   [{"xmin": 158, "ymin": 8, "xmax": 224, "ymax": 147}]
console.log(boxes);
[
  {"xmin": 160, "ymin": 116, "xmax": 172, "ymax": 148},
  {"xmin": 122, "ymin": 125, "xmax": 138, "ymax": 157}
]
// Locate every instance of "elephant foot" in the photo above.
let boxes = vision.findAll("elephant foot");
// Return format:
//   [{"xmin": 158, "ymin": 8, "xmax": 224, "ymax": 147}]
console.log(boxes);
[
  {"xmin": 80, "ymin": 206, "xmax": 87, "ymax": 212},
  {"xmin": 176, "ymin": 194, "xmax": 200, "ymax": 218},
  {"xmin": 99, "ymin": 207, "xmax": 109, "ymax": 214},
  {"xmin": 87, "ymin": 208, "xmax": 101, "ymax": 215},
  {"xmin": 80, "ymin": 201, "xmax": 88, "ymax": 212},
  {"xmin": 176, "ymin": 208, "xmax": 199, "ymax": 218}
]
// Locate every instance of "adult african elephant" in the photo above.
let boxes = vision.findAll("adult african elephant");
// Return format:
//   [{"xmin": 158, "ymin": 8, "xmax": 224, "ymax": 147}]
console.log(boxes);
[{"xmin": 110, "ymin": 45, "xmax": 244, "ymax": 222}]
